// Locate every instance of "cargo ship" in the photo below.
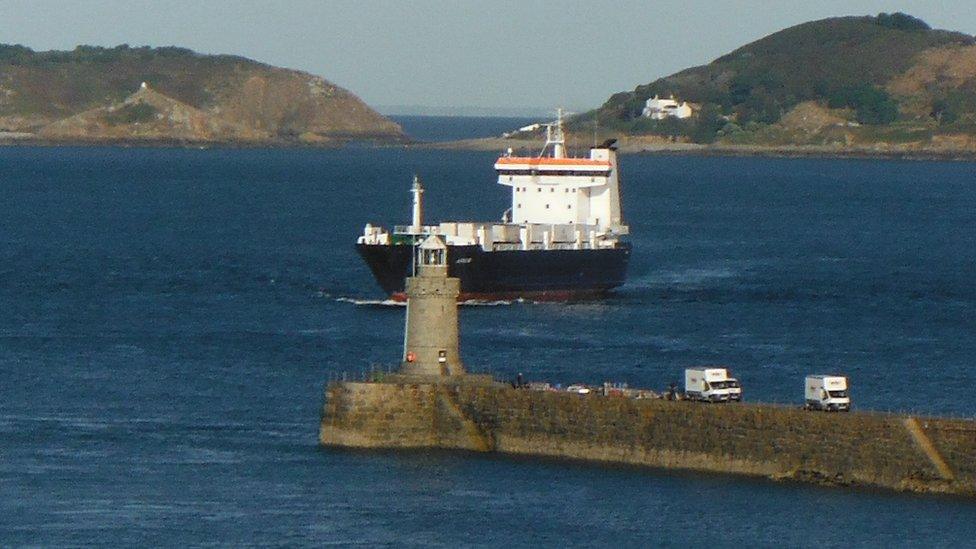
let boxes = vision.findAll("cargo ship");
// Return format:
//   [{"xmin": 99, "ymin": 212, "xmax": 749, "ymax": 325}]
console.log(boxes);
[{"xmin": 356, "ymin": 111, "xmax": 631, "ymax": 301}]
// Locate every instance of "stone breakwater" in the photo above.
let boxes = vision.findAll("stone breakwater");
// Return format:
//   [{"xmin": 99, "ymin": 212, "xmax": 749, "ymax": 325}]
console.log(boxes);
[{"xmin": 320, "ymin": 380, "xmax": 976, "ymax": 497}]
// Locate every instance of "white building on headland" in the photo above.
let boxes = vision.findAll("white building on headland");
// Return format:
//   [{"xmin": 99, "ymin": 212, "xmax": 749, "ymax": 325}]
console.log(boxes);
[{"xmin": 642, "ymin": 95, "xmax": 693, "ymax": 120}]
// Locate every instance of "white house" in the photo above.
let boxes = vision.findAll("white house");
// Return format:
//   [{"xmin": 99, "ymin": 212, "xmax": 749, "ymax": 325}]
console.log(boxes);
[{"xmin": 642, "ymin": 95, "xmax": 693, "ymax": 120}]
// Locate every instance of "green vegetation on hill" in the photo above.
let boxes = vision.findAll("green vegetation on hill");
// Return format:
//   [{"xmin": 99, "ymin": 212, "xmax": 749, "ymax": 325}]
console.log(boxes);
[
  {"xmin": 575, "ymin": 13, "xmax": 976, "ymax": 145},
  {"xmin": 104, "ymin": 103, "xmax": 159, "ymax": 126},
  {"xmin": 0, "ymin": 44, "xmax": 246, "ymax": 118},
  {"xmin": 825, "ymin": 84, "xmax": 898, "ymax": 125},
  {"xmin": 0, "ymin": 44, "xmax": 207, "ymax": 65}
]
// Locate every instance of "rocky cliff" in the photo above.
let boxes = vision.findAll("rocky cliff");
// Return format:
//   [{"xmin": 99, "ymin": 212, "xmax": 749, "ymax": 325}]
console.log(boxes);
[{"xmin": 0, "ymin": 44, "xmax": 404, "ymax": 144}]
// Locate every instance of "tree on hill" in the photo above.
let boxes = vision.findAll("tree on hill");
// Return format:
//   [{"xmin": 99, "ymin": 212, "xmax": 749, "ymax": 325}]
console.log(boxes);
[
  {"xmin": 690, "ymin": 104, "xmax": 726, "ymax": 143},
  {"xmin": 875, "ymin": 12, "xmax": 930, "ymax": 31},
  {"xmin": 932, "ymin": 88, "xmax": 976, "ymax": 127},
  {"xmin": 826, "ymin": 84, "xmax": 899, "ymax": 125}
]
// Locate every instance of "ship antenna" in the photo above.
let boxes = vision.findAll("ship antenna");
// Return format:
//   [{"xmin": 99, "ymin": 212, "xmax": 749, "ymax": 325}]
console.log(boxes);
[
  {"xmin": 539, "ymin": 108, "xmax": 571, "ymax": 159},
  {"xmin": 409, "ymin": 175, "xmax": 425, "ymax": 278},
  {"xmin": 410, "ymin": 174, "xmax": 424, "ymax": 233}
]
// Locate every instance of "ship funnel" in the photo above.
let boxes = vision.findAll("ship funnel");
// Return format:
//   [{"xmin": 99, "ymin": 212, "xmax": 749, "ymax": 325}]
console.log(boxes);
[{"xmin": 410, "ymin": 175, "xmax": 424, "ymax": 232}]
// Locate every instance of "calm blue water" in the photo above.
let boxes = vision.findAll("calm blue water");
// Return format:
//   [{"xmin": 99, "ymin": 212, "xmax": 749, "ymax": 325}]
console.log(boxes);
[{"xmin": 1, "ymin": 133, "xmax": 975, "ymax": 545}]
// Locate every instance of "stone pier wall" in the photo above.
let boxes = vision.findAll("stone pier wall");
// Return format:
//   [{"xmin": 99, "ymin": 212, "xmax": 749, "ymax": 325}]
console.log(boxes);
[{"xmin": 320, "ymin": 381, "xmax": 976, "ymax": 496}]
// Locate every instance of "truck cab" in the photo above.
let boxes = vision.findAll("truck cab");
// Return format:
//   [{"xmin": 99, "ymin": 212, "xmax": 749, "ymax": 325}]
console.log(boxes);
[
  {"xmin": 726, "ymin": 377, "xmax": 742, "ymax": 401},
  {"xmin": 804, "ymin": 375, "xmax": 850, "ymax": 412},
  {"xmin": 685, "ymin": 368, "xmax": 738, "ymax": 403}
]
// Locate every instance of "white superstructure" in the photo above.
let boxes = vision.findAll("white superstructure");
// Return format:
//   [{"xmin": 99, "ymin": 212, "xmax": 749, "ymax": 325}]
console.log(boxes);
[
  {"xmin": 495, "ymin": 109, "xmax": 627, "ymax": 235},
  {"xmin": 358, "ymin": 110, "xmax": 629, "ymax": 252}
]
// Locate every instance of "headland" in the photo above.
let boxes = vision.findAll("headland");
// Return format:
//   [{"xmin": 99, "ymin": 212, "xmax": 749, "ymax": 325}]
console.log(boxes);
[
  {"xmin": 0, "ymin": 45, "xmax": 405, "ymax": 147},
  {"xmin": 418, "ymin": 13, "xmax": 976, "ymax": 162}
]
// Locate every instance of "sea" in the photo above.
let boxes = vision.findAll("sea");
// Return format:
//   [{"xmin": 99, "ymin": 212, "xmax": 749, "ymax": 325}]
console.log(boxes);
[{"xmin": 1, "ymin": 116, "xmax": 975, "ymax": 546}]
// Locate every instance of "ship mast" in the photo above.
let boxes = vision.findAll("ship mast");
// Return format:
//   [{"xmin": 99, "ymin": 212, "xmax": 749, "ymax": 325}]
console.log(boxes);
[
  {"xmin": 540, "ymin": 108, "xmax": 568, "ymax": 159},
  {"xmin": 410, "ymin": 175, "xmax": 424, "ymax": 232}
]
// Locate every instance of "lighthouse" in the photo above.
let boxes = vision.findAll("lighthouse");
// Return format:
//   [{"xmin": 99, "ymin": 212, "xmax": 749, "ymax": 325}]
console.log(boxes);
[{"xmin": 399, "ymin": 235, "xmax": 465, "ymax": 378}]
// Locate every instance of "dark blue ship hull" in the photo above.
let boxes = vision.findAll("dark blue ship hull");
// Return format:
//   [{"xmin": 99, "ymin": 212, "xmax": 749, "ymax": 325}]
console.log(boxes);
[{"xmin": 356, "ymin": 242, "xmax": 631, "ymax": 301}]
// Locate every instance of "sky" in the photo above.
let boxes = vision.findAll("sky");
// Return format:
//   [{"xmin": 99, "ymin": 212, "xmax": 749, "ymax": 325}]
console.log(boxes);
[{"xmin": 1, "ymin": 1, "xmax": 973, "ymax": 115}]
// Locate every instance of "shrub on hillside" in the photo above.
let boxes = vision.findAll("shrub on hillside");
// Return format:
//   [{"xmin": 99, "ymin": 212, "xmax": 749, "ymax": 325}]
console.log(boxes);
[
  {"xmin": 690, "ymin": 104, "xmax": 726, "ymax": 143},
  {"xmin": 932, "ymin": 88, "xmax": 976, "ymax": 126},
  {"xmin": 627, "ymin": 116, "xmax": 689, "ymax": 138},
  {"xmin": 875, "ymin": 12, "xmax": 930, "ymax": 31},
  {"xmin": 105, "ymin": 103, "xmax": 159, "ymax": 125},
  {"xmin": 826, "ymin": 84, "xmax": 898, "ymax": 125}
]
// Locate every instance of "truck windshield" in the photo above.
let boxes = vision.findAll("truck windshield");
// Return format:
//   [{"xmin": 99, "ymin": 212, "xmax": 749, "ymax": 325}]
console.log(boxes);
[
  {"xmin": 828, "ymin": 390, "xmax": 848, "ymax": 398},
  {"xmin": 710, "ymin": 381, "xmax": 731, "ymax": 389}
]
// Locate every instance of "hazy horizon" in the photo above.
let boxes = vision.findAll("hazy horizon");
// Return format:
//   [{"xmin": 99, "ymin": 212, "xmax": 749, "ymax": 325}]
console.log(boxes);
[{"xmin": 1, "ymin": 1, "xmax": 973, "ymax": 115}]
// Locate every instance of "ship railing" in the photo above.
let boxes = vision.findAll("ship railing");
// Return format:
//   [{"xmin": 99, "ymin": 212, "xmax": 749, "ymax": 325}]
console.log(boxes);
[{"xmin": 393, "ymin": 225, "xmax": 441, "ymax": 236}]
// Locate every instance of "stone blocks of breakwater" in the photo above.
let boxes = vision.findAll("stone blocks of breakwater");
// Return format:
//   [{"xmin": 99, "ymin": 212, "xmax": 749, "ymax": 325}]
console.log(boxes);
[{"xmin": 319, "ymin": 380, "xmax": 976, "ymax": 497}]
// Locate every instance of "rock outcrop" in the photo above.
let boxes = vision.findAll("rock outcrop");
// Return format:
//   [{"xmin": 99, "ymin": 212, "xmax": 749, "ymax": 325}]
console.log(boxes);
[{"xmin": 39, "ymin": 83, "xmax": 263, "ymax": 143}]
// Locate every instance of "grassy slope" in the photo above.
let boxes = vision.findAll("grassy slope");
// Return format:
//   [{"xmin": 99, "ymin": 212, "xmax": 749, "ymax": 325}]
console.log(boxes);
[{"xmin": 0, "ymin": 46, "xmax": 249, "ymax": 118}]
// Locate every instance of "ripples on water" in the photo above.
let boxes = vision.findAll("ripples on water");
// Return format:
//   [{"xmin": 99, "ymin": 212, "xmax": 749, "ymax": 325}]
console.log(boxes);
[{"xmin": 1, "ymin": 136, "xmax": 975, "ymax": 544}]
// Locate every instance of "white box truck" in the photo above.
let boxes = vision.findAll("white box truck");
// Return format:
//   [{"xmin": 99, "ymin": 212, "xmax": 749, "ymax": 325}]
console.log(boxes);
[
  {"xmin": 804, "ymin": 375, "xmax": 850, "ymax": 411},
  {"xmin": 685, "ymin": 368, "xmax": 738, "ymax": 403}
]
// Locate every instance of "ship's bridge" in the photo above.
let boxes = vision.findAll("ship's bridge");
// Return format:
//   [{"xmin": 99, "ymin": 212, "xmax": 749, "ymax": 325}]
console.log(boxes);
[
  {"xmin": 495, "ymin": 156, "xmax": 612, "ymax": 178},
  {"xmin": 495, "ymin": 147, "xmax": 621, "ymax": 229}
]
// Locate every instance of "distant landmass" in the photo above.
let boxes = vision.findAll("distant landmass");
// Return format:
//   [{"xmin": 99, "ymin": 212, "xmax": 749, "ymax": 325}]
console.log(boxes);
[
  {"xmin": 559, "ymin": 13, "xmax": 976, "ymax": 157},
  {"xmin": 377, "ymin": 105, "xmax": 556, "ymax": 118},
  {"xmin": 0, "ymin": 44, "xmax": 405, "ymax": 145}
]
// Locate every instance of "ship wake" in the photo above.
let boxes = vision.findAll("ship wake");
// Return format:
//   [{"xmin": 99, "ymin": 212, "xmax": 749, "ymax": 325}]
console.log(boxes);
[{"xmin": 335, "ymin": 297, "xmax": 522, "ymax": 307}]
